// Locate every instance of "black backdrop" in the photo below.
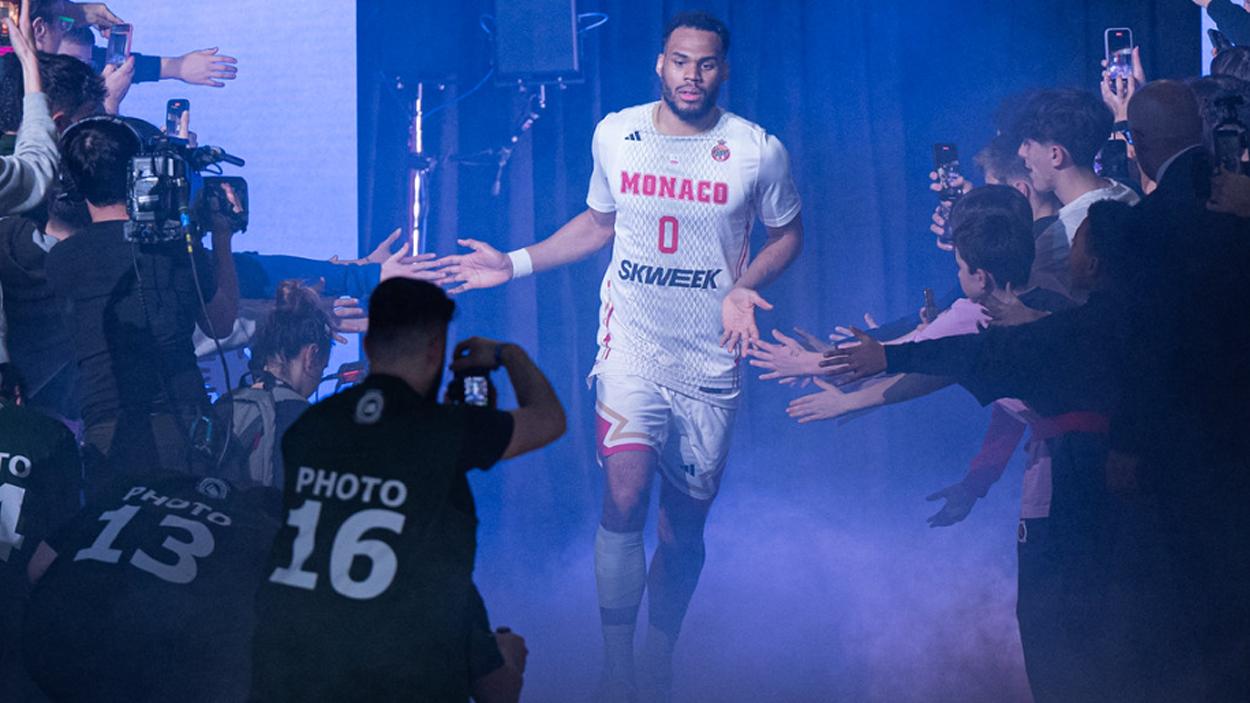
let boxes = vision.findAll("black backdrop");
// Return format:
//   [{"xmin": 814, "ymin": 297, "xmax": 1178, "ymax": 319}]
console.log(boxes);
[{"xmin": 355, "ymin": 2, "xmax": 1199, "ymax": 700}]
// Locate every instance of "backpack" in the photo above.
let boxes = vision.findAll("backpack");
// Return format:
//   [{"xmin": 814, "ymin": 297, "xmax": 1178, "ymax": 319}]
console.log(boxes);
[{"xmin": 212, "ymin": 384, "xmax": 307, "ymax": 487}]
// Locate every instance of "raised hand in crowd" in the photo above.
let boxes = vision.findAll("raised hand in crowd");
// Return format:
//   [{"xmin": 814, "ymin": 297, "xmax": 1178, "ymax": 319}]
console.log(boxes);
[
  {"xmin": 925, "ymin": 482, "xmax": 979, "ymax": 527},
  {"xmin": 1208, "ymin": 166, "xmax": 1250, "ymax": 218},
  {"xmin": 785, "ymin": 377, "xmax": 859, "ymax": 423},
  {"xmin": 1101, "ymin": 46, "xmax": 1146, "ymax": 123},
  {"xmin": 163, "ymin": 47, "xmax": 239, "ymax": 88},
  {"xmin": 820, "ymin": 327, "xmax": 887, "ymax": 384},
  {"xmin": 981, "ymin": 283, "xmax": 1048, "ymax": 328},
  {"xmin": 746, "ymin": 328, "xmax": 826, "ymax": 382},
  {"xmin": 64, "ymin": 2, "xmax": 124, "ymax": 34},
  {"xmin": 101, "ymin": 55, "xmax": 134, "ymax": 115}
]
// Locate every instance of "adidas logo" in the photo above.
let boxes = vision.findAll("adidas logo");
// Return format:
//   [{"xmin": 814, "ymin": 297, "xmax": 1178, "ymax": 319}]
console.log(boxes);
[{"xmin": 624, "ymin": 131, "xmax": 642, "ymax": 142}]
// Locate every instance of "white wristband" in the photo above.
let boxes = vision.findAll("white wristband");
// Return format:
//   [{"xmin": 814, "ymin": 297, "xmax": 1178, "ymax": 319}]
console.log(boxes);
[{"xmin": 507, "ymin": 248, "xmax": 533, "ymax": 279}]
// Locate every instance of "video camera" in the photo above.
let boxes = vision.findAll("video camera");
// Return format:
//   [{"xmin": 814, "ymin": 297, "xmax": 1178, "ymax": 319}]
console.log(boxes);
[
  {"xmin": 125, "ymin": 127, "xmax": 249, "ymax": 244},
  {"xmin": 1213, "ymin": 94, "xmax": 1248, "ymax": 175}
]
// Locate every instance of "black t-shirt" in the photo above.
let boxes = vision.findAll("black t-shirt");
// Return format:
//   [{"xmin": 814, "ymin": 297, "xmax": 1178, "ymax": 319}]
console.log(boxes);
[
  {"xmin": 0, "ymin": 216, "xmax": 78, "ymax": 418},
  {"xmin": 251, "ymin": 374, "xmax": 514, "ymax": 703},
  {"xmin": 22, "ymin": 473, "xmax": 280, "ymax": 702},
  {"xmin": 44, "ymin": 220, "xmax": 215, "ymax": 427},
  {"xmin": 0, "ymin": 403, "xmax": 80, "ymax": 653}
]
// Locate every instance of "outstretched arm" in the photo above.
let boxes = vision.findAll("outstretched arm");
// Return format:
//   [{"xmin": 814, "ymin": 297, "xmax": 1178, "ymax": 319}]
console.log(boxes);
[
  {"xmin": 434, "ymin": 208, "xmax": 615, "ymax": 294},
  {"xmin": 721, "ymin": 216, "xmax": 803, "ymax": 355}
]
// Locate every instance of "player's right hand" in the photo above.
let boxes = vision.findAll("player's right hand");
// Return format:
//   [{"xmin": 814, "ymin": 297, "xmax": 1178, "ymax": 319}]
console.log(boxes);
[{"xmin": 430, "ymin": 239, "xmax": 513, "ymax": 294}]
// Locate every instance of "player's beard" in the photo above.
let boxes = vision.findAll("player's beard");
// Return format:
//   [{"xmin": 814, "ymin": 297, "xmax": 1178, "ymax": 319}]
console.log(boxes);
[{"xmin": 661, "ymin": 82, "xmax": 719, "ymax": 124}]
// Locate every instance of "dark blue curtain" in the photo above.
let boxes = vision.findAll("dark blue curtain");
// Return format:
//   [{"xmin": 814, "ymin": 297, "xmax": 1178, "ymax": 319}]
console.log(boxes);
[{"xmin": 357, "ymin": 2, "xmax": 1198, "ymax": 699}]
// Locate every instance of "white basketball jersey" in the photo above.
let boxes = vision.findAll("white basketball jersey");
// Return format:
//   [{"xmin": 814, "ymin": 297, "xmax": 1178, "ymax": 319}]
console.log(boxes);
[{"xmin": 586, "ymin": 102, "xmax": 801, "ymax": 406}]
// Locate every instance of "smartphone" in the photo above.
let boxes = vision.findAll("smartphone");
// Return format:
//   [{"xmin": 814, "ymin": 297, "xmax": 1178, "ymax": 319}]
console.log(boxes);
[
  {"xmin": 1214, "ymin": 126, "xmax": 1246, "ymax": 174},
  {"xmin": 1095, "ymin": 139, "xmax": 1130, "ymax": 182},
  {"xmin": 933, "ymin": 143, "xmax": 962, "ymax": 199},
  {"xmin": 933, "ymin": 143, "xmax": 961, "ymax": 244},
  {"xmin": 463, "ymin": 376, "xmax": 489, "ymax": 407},
  {"xmin": 922, "ymin": 288, "xmax": 939, "ymax": 324},
  {"xmin": 166, "ymin": 99, "xmax": 189, "ymax": 140},
  {"xmin": 105, "ymin": 23, "xmax": 131, "ymax": 66},
  {"xmin": 0, "ymin": 1, "xmax": 16, "ymax": 48},
  {"xmin": 1209, "ymin": 28, "xmax": 1235, "ymax": 55},
  {"xmin": 1105, "ymin": 28, "xmax": 1134, "ymax": 81}
]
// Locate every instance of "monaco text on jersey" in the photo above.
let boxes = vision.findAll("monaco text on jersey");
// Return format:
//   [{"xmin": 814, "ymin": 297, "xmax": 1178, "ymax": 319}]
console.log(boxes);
[
  {"xmin": 618, "ymin": 259, "xmax": 722, "ymax": 289},
  {"xmin": 619, "ymin": 171, "xmax": 730, "ymax": 205}
]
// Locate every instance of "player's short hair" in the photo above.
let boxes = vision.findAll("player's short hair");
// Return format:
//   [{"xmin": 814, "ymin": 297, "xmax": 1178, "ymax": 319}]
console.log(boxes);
[
  {"xmin": 364, "ymin": 279, "xmax": 456, "ymax": 360},
  {"xmin": 662, "ymin": 11, "xmax": 730, "ymax": 56},
  {"xmin": 974, "ymin": 132, "xmax": 1031, "ymax": 184},
  {"xmin": 1083, "ymin": 199, "xmax": 1136, "ymax": 283},
  {"xmin": 1013, "ymin": 89, "xmax": 1114, "ymax": 169},
  {"xmin": 950, "ymin": 185, "xmax": 1035, "ymax": 288},
  {"xmin": 1212, "ymin": 46, "xmax": 1250, "ymax": 84}
]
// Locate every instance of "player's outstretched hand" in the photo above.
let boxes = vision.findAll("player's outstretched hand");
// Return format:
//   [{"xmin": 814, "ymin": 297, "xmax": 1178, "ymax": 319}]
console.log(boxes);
[
  {"xmin": 786, "ymin": 378, "xmax": 859, "ymax": 423},
  {"xmin": 720, "ymin": 287, "xmax": 772, "ymax": 356},
  {"xmin": 430, "ymin": 239, "xmax": 513, "ymax": 294},
  {"xmin": 378, "ymin": 243, "xmax": 446, "ymax": 284},
  {"xmin": 819, "ymin": 327, "xmax": 886, "ymax": 384},
  {"xmin": 747, "ymin": 328, "xmax": 825, "ymax": 382},
  {"xmin": 925, "ymin": 482, "xmax": 977, "ymax": 527}
]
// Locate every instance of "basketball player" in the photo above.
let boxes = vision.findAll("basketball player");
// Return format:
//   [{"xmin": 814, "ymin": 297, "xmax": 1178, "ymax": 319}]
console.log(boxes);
[{"xmin": 432, "ymin": 11, "xmax": 804, "ymax": 700}]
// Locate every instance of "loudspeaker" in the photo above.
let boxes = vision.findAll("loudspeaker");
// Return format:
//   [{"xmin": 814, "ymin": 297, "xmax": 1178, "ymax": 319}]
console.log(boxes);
[{"xmin": 493, "ymin": 0, "xmax": 581, "ymax": 83}]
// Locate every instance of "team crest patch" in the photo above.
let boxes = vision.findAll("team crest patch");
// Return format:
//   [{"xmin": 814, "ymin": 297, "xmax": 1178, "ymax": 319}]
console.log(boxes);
[{"xmin": 711, "ymin": 140, "xmax": 731, "ymax": 162}]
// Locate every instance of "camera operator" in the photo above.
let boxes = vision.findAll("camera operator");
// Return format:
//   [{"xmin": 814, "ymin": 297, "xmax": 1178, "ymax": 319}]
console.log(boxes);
[
  {"xmin": 45, "ymin": 116, "xmax": 240, "ymax": 500},
  {"xmin": 251, "ymin": 278, "xmax": 564, "ymax": 703}
]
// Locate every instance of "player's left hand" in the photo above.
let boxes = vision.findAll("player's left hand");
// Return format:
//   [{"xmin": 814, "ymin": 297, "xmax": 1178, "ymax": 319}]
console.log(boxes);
[
  {"xmin": 720, "ymin": 287, "xmax": 772, "ymax": 356},
  {"xmin": 819, "ymin": 327, "xmax": 886, "ymax": 384}
]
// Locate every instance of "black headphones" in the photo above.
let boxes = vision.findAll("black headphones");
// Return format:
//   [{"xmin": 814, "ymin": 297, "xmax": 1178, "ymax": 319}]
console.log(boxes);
[{"xmin": 55, "ymin": 115, "xmax": 148, "ymax": 204}]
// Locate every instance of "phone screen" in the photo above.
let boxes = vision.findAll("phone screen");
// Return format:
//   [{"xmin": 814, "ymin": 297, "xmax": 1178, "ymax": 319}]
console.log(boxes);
[
  {"xmin": 464, "ymin": 377, "xmax": 489, "ymax": 407},
  {"xmin": 0, "ymin": 1, "xmax": 16, "ymax": 48},
  {"xmin": 1105, "ymin": 28, "xmax": 1132, "ymax": 57},
  {"xmin": 105, "ymin": 24, "xmax": 132, "ymax": 66},
  {"xmin": 166, "ymin": 99, "xmax": 189, "ymax": 139}
]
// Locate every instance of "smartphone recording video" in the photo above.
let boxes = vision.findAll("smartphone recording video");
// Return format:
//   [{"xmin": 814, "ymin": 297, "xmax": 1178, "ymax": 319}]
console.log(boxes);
[
  {"xmin": 0, "ymin": 1, "xmax": 17, "ymax": 49},
  {"xmin": 166, "ymin": 99, "xmax": 190, "ymax": 140},
  {"xmin": 105, "ymin": 23, "xmax": 132, "ymax": 66},
  {"xmin": 1104, "ymin": 28, "xmax": 1134, "ymax": 82}
]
